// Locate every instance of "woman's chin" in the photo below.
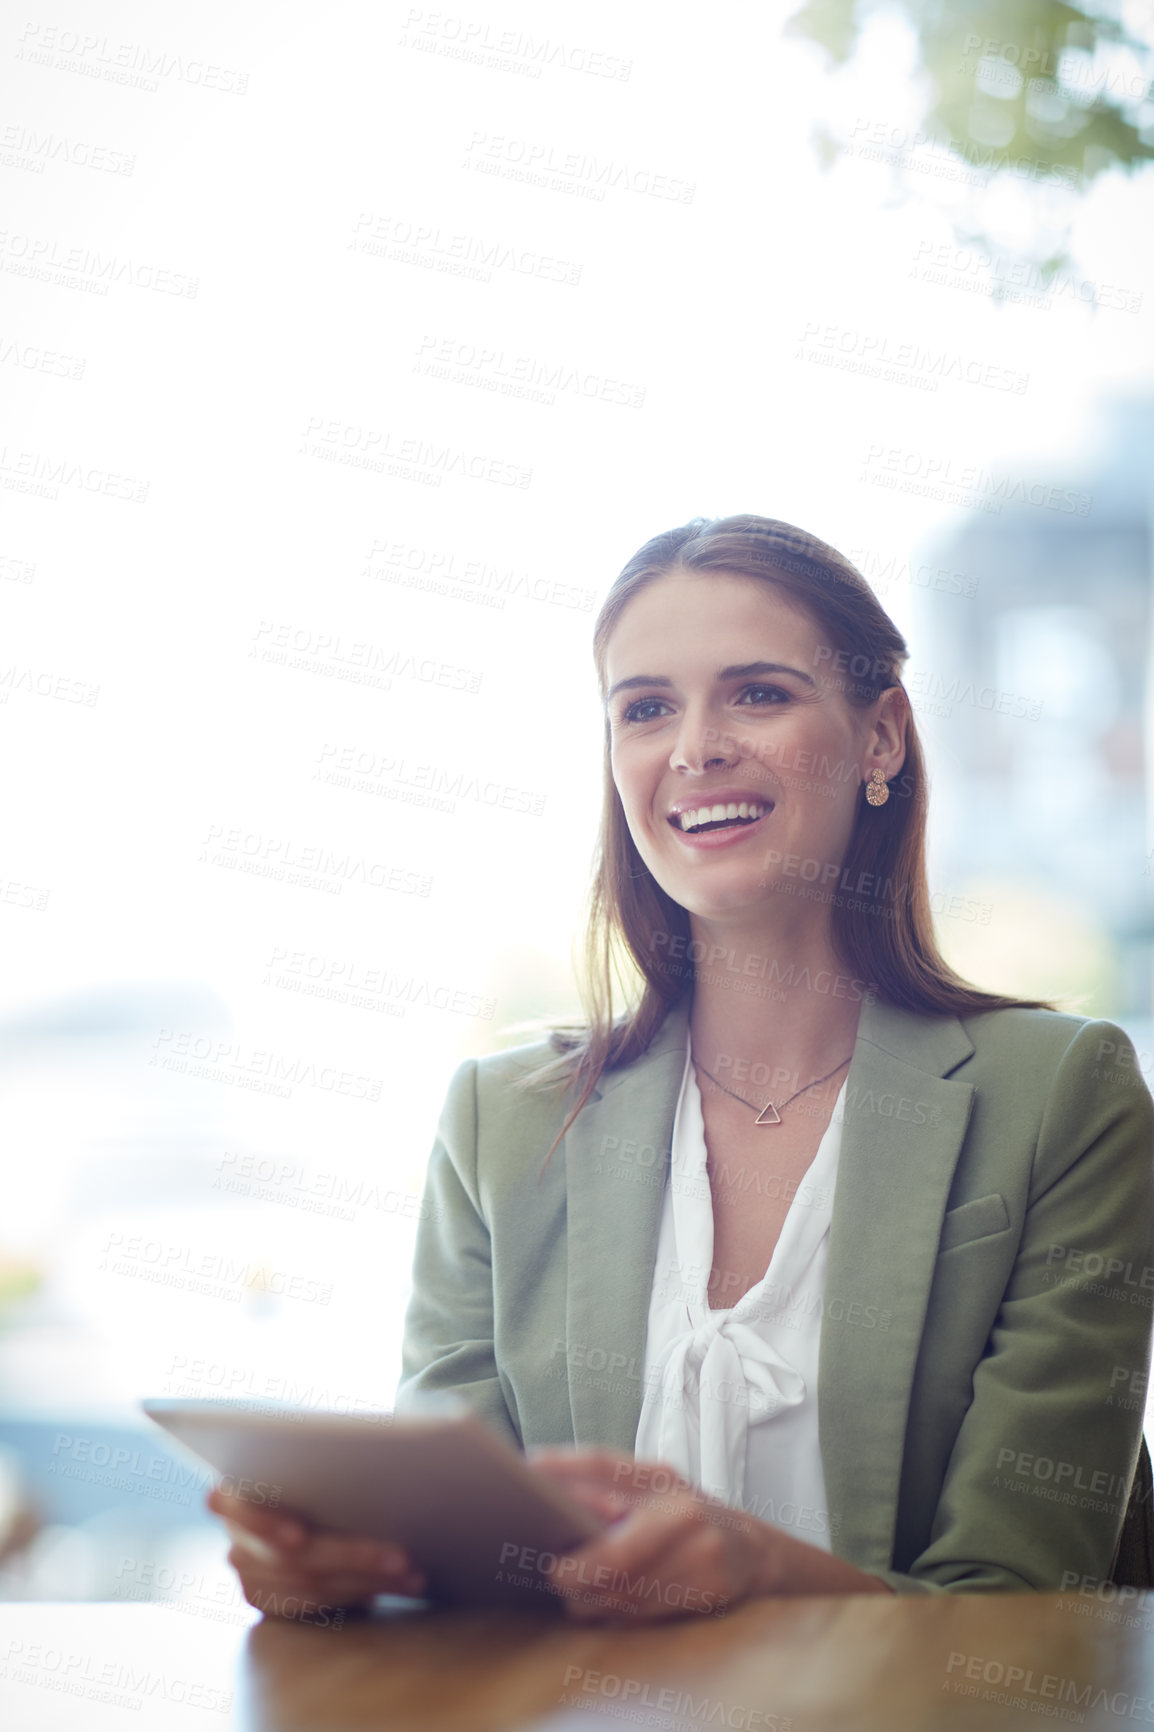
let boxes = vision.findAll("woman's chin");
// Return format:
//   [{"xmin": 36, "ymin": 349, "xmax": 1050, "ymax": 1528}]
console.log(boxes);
[{"xmin": 667, "ymin": 878, "xmax": 796, "ymax": 923}]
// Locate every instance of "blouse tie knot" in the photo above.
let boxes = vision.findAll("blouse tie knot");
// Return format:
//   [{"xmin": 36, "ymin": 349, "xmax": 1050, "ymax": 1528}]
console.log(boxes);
[{"xmin": 636, "ymin": 1311, "xmax": 807, "ymax": 1504}]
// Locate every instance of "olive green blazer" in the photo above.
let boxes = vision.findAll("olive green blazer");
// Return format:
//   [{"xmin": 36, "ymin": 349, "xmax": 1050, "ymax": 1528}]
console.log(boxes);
[{"xmin": 396, "ymin": 994, "xmax": 1154, "ymax": 1594}]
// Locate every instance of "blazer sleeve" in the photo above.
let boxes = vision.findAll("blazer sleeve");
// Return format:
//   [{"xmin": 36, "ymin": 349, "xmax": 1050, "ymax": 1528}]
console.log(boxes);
[
  {"xmin": 392, "ymin": 1058, "xmax": 521, "ymax": 1448},
  {"xmin": 876, "ymin": 1017, "xmax": 1154, "ymax": 1595}
]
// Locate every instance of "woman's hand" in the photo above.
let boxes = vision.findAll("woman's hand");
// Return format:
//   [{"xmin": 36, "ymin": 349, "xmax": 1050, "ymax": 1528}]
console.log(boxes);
[
  {"xmin": 530, "ymin": 1449, "xmax": 895, "ymax": 1617},
  {"xmin": 527, "ymin": 1448, "xmax": 777, "ymax": 1621},
  {"xmin": 207, "ymin": 1486, "xmax": 428, "ymax": 1620}
]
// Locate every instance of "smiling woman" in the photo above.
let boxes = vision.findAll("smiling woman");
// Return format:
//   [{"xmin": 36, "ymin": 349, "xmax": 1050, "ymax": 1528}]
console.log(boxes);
[{"xmin": 214, "ymin": 515, "xmax": 1154, "ymax": 1619}]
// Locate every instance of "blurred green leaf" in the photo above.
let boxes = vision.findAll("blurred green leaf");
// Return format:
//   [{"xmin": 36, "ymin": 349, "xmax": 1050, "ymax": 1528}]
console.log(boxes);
[{"xmin": 790, "ymin": 0, "xmax": 1154, "ymax": 185}]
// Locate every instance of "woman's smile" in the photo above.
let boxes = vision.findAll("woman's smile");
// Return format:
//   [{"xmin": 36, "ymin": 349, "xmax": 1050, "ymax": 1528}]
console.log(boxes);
[{"xmin": 666, "ymin": 790, "xmax": 776, "ymax": 849}]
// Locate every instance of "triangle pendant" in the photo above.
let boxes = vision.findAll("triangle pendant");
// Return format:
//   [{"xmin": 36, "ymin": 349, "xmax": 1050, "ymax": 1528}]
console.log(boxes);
[{"xmin": 754, "ymin": 1101, "xmax": 782, "ymax": 1125}]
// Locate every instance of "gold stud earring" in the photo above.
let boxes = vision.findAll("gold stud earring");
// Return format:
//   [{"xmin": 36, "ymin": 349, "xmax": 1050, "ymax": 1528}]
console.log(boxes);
[{"xmin": 865, "ymin": 768, "xmax": 889, "ymax": 806}]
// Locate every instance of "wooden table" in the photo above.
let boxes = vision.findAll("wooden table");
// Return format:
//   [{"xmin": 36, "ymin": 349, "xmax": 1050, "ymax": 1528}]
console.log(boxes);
[{"xmin": 4, "ymin": 1592, "xmax": 1154, "ymax": 1730}]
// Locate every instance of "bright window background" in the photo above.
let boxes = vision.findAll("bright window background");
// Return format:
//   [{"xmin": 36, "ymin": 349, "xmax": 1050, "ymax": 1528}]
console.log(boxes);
[{"xmin": 1, "ymin": 0, "xmax": 1152, "ymax": 1607}]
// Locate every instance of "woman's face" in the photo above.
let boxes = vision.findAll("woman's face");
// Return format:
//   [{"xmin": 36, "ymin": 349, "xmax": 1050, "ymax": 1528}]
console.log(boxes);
[{"xmin": 604, "ymin": 568, "xmax": 904, "ymax": 925}]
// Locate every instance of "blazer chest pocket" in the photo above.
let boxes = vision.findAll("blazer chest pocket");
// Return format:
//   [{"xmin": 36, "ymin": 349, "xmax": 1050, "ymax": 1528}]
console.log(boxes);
[{"xmin": 939, "ymin": 1191, "xmax": 1010, "ymax": 1254}]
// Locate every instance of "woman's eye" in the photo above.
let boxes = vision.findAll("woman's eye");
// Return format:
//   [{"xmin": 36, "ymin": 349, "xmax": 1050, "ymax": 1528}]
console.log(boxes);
[
  {"xmin": 737, "ymin": 685, "xmax": 790, "ymax": 706},
  {"xmin": 620, "ymin": 697, "xmax": 670, "ymax": 723},
  {"xmin": 617, "ymin": 687, "xmax": 789, "ymax": 723}
]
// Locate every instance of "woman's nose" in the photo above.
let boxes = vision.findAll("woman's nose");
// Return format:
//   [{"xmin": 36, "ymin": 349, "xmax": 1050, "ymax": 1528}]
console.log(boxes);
[{"xmin": 669, "ymin": 706, "xmax": 734, "ymax": 773}]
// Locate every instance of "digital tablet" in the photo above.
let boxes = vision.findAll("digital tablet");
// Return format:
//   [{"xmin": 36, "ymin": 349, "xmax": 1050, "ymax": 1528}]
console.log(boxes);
[{"xmin": 141, "ymin": 1396, "xmax": 606, "ymax": 1609}]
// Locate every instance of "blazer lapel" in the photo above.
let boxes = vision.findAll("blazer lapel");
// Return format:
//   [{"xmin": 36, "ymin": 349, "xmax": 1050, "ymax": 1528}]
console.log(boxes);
[
  {"xmin": 561, "ymin": 991, "xmax": 977, "ymax": 1571},
  {"xmin": 563, "ymin": 1000, "xmax": 690, "ymax": 1450},
  {"xmin": 818, "ymin": 996, "xmax": 976, "ymax": 1569}
]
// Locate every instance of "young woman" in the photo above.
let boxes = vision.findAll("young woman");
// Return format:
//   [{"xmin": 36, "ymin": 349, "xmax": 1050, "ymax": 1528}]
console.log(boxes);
[{"xmin": 213, "ymin": 515, "xmax": 1154, "ymax": 1618}]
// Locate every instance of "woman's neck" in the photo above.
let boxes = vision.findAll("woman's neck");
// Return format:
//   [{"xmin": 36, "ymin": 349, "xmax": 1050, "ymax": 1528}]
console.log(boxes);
[{"xmin": 684, "ymin": 915, "xmax": 866, "ymax": 1094}]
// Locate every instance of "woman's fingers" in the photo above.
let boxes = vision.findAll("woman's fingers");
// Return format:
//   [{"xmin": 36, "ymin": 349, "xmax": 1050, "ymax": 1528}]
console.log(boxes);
[
  {"xmin": 530, "ymin": 1447, "xmax": 636, "ymax": 1519},
  {"xmin": 207, "ymin": 1487, "xmax": 307, "ymax": 1552},
  {"xmin": 291, "ymin": 1533, "xmax": 415, "ymax": 1575},
  {"xmin": 529, "ymin": 1446, "xmax": 632, "ymax": 1482},
  {"xmin": 228, "ymin": 1548, "xmax": 428, "ymax": 1605},
  {"xmin": 530, "ymin": 1448, "xmax": 692, "ymax": 1495},
  {"xmin": 527, "ymin": 1453, "xmax": 750, "ymax": 1622},
  {"xmin": 223, "ymin": 1521, "xmax": 282, "ymax": 1564},
  {"xmin": 532, "ymin": 1475, "xmax": 628, "ymax": 1525},
  {"xmin": 545, "ymin": 1505, "xmax": 700, "ymax": 1620},
  {"xmin": 225, "ymin": 1542, "xmax": 429, "ymax": 1614},
  {"xmin": 208, "ymin": 1486, "xmax": 428, "ymax": 1615},
  {"xmin": 229, "ymin": 1551, "xmax": 427, "ymax": 1596},
  {"xmin": 208, "ymin": 1487, "xmax": 413, "ymax": 1574},
  {"xmin": 530, "ymin": 1448, "xmax": 694, "ymax": 1526}
]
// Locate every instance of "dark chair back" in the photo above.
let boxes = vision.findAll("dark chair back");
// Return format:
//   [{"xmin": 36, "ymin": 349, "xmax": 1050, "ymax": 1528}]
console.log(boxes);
[{"xmin": 1108, "ymin": 1434, "xmax": 1154, "ymax": 1588}]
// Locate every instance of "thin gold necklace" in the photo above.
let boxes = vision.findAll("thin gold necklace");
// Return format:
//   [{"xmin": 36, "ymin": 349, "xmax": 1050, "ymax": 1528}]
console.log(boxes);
[{"xmin": 693, "ymin": 1053, "xmax": 852, "ymax": 1125}]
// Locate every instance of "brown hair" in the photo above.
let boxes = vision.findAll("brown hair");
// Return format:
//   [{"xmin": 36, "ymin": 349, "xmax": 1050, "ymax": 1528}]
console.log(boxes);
[{"xmin": 509, "ymin": 514, "xmax": 1054, "ymax": 1162}]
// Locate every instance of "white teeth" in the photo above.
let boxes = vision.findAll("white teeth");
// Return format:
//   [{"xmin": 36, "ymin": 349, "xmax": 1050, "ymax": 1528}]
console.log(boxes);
[{"xmin": 676, "ymin": 801, "xmax": 769, "ymax": 831}]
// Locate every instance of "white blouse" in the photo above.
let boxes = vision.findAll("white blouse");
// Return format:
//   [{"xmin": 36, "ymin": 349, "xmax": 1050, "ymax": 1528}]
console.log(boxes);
[{"xmin": 634, "ymin": 1030, "xmax": 846, "ymax": 1552}]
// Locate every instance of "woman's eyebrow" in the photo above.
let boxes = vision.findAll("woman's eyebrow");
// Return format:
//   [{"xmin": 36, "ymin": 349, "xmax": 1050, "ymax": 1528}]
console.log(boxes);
[{"xmin": 606, "ymin": 661, "xmax": 816, "ymax": 703}]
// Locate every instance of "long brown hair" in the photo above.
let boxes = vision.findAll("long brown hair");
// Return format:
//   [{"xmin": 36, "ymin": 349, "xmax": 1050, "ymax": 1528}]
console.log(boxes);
[{"xmin": 510, "ymin": 514, "xmax": 1054, "ymax": 1161}]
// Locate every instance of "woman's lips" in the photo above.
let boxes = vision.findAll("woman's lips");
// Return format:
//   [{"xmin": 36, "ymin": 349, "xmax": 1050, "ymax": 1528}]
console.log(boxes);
[{"xmin": 666, "ymin": 806, "xmax": 774, "ymax": 850}]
